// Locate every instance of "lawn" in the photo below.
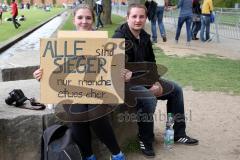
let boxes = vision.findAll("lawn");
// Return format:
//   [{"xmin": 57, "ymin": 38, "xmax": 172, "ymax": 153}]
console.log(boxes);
[
  {"xmin": 0, "ymin": 8, "xmax": 64, "ymax": 43},
  {"xmin": 154, "ymin": 48, "xmax": 240, "ymax": 95}
]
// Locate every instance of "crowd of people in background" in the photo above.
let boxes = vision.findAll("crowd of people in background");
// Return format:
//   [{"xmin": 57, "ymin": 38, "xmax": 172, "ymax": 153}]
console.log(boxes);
[{"xmin": 144, "ymin": 0, "xmax": 214, "ymax": 44}]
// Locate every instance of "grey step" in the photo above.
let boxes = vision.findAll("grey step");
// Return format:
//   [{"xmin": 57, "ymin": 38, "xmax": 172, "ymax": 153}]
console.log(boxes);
[
  {"xmin": 0, "ymin": 51, "xmax": 39, "ymax": 82},
  {"xmin": 0, "ymin": 79, "xmax": 137, "ymax": 160},
  {"xmin": 0, "ymin": 79, "xmax": 56, "ymax": 160}
]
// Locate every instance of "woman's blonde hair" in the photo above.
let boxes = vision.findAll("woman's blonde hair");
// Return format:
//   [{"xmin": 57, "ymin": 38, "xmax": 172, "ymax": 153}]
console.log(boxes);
[{"xmin": 73, "ymin": 4, "xmax": 95, "ymax": 22}]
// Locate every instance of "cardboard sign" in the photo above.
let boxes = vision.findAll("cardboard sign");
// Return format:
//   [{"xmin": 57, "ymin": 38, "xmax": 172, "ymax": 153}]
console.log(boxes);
[{"xmin": 40, "ymin": 38, "xmax": 125, "ymax": 104}]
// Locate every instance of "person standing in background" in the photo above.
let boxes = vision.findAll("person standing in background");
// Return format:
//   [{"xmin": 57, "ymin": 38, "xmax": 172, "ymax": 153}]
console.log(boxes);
[
  {"xmin": 0, "ymin": 6, "xmax": 3, "ymax": 24},
  {"xmin": 173, "ymin": 0, "xmax": 193, "ymax": 45},
  {"xmin": 146, "ymin": 0, "xmax": 168, "ymax": 43},
  {"xmin": 200, "ymin": 0, "xmax": 213, "ymax": 42},
  {"xmin": 95, "ymin": 0, "xmax": 104, "ymax": 30},
  {"xmin": 192, "ymin": 0, "xmax": 201, "ymax": 40},
  {"xmin": 11, "ymin": 0, "xmax": 21, "ymax": 29}
]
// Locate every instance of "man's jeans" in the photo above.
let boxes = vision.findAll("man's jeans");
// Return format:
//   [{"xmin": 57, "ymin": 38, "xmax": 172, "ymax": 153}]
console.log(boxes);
[
  {"xmin": 200, "ymin": 15, "xmax": 211, "ymax": 42},
  {"xmin": 151, "ymin": 6, "xmax": 166, "ymax": 41},
  {"xmin": 175, "ymin": 16, "xmax": 192, "ymax": 42},
  {"xmin": 134, "ymin": 82, "xmax": 187, "ymax": 143}
]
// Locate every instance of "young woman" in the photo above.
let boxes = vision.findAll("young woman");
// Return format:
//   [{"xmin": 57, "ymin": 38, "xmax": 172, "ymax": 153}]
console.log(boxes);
[{"xmin": 33, "ymin": 4, "xmax": 125, "ymax": 160}]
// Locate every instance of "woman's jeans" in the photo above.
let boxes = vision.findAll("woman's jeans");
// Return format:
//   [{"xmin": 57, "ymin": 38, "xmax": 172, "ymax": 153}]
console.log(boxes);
[
  {"xmin": 175, "ymin": 16, "xmax": 192, "ymax": 42},
  {"xmin": 200, "ymin": 15, "xmax": 211, "ymax": 42},
  {"xmin": 151, "ymin": 6, "xmax": 166, "ymax": 41}
]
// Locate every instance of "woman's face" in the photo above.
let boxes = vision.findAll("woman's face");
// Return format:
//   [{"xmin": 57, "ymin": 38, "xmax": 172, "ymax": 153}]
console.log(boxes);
[{"xmin": 73, "ymin": 8, "xmax": 93, "ymax": 31}]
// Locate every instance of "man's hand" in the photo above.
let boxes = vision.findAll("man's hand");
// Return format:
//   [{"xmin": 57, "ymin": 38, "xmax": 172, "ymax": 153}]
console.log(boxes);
[
  {"xmin": 149, "ymin": 82, "xmax": 163, "ymax": 97},
  {"xmin": 121, "ymin": 69, "xmax": 132, "ymax": 82}
]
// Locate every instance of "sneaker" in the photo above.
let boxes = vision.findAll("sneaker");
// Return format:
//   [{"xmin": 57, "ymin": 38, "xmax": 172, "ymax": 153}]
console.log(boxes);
[
  {"xmin": 83, "ymin": 155, "xmax": 96, "ymax": 160},
  {"xmin": 162, "ymin": 36, "xmax": 167, "ymax": 42},
  {"xmin": 174, "ymin": 136, "xmax": 199, "ymax": 145},
  {"xmin": 138, "ymin": 135, "xmax": 155, "ymax": 157},
  {"xmin": 110, "ymin": 152, "xmax": 126, "ymax": 160}
]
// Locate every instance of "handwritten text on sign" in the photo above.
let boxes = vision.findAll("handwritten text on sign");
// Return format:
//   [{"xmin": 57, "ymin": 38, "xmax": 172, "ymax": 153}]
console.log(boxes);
[{"xmin": 40, "ymin": 38, "xmax": 125, "ymax": 104}]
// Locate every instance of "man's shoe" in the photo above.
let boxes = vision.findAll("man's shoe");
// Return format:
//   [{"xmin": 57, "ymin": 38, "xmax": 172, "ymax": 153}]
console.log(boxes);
[
  {"xmin": 138, "ymin": 138, "xmax": 155, "ymax": 157},
  {"xmin": 174, "ymin": 136, "xmax": 199, "ymax": 145},
  {"xmin": 83, "ymin": 155, "xmax": 96, "ymax": 160},
  {"xmin": 162, "ymin": 36, "xmax": 167, "ymax": 42},
  {"xmin": 110, "ymin": 152, "xmax": 126, "ymax": 160}
]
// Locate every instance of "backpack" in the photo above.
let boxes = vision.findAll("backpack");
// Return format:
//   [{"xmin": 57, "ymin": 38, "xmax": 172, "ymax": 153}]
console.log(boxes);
[{"xmin": 42, "ymin": 124, "xmax": 82, "ymax": 160}]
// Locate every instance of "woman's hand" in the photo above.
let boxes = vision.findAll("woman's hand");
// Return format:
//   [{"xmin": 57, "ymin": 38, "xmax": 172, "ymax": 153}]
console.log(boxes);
[
  {"xmin": 149, "ymin": 82, "xmax": 163, "ymax": 97},
  {"xmin": 33, "ymin": 68, "xmax": 43, "ymax": 81},
  {"xmin": 121, "ymin": 69, "xmax": 132, "ymax": 82}
]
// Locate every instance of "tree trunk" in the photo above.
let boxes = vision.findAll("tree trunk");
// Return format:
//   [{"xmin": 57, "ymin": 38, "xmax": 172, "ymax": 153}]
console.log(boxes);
[
  {"xmin": 84, "ymin": 0, "xmax": 94, "ymax": 8},
  {"xmin": 128, "ymin": 0, "xmax": 144, "ymax": 5},
  {"xmin": 102, "ymin": 0, "xmax": 112, "ymax": 24}
]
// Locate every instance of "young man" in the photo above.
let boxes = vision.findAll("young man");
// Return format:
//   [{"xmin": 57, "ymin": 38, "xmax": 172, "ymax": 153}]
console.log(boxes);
[
  {"xmin": 11, "ymin": 0, "xmax": 21, "ymax": 29},
  {"xmin": 113, "ymin": 4, "xmax": 198, "ymax": 157}
]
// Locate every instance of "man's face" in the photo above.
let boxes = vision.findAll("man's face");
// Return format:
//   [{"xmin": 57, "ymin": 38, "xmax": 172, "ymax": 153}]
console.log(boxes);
[{"xmin": 127, "ymin": 7, "xmax": 147, "ymax": 31}]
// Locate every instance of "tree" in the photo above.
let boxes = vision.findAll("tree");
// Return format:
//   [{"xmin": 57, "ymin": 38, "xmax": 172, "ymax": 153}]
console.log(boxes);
[
  {"xmin": 85, "ymin": 0, "xmax": 112, "ymax": 25},
  {"xmin": 84, "ymin": 0, "xmax": 94, "ymax": 8},
  {"xmin": 7, "ymin": 0, "xmax": 11, "ymax": 5},
  {"xmin": 102, "ymin": 0, "xmax": 112, "ymax": 24}
]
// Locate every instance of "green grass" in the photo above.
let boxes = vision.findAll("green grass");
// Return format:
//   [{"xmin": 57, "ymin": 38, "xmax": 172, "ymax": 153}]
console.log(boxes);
[
  {"xmin": 154, "ymin": 47, "xmax": 240, "ymax": 95},
  {"xmin": 61, "ymin": 14, "xmax": 124, "ymax": 37},
  {"xmin": 0, "ymin": 8, "xmax": 64, "ymax": 43}
]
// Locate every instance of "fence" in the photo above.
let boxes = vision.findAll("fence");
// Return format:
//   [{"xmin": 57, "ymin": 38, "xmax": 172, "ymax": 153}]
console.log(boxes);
[{"xmin": 112, "ymin": 4, "xmax": 240, "ymax": 41}]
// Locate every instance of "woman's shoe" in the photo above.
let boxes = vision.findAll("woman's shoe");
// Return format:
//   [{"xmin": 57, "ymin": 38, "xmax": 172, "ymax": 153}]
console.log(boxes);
[
  {"xmin": 110, "ymin": 152, "xmax": 126, "ymax": 160},
  {"xmin": 83, "ymin": 155, "xmax": 96, "ymax": 160}
]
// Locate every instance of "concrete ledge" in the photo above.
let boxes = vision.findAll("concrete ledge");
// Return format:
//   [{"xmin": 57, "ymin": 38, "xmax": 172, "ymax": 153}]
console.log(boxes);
[
  {"xmin": 0, "ymin": 79, "xmax": 137, "ymax": 160},
  {"xmin": 0, "ymin": 79, "xmax": 57, "ymax": 160},
  {"xmin": 0, "ymin": 51, "xmax": 39, "ymax": 81}
]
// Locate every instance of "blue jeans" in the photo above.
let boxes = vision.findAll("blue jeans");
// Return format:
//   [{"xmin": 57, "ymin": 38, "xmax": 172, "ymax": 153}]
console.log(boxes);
[
  {"xmin": 175, "ymin": 16, "xmax": 192, "ymax": 42},
  {"xmin": 200, "ymin": 15, "xmax": 211, "ymax": 42},
  {"xmin": 131, "ymin": 86, "xmax": 157, "ymax": 143},
  {"xmin": 96, "ymin": 12, "xmax": 103, "ymax": 28},
  {"xmin": 133, "ymin": 82, "xmax": 187, "ymax": 143},
  {"xmin": 151, "ymin": 6, "xmax": 166, "ymax": 40}
]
